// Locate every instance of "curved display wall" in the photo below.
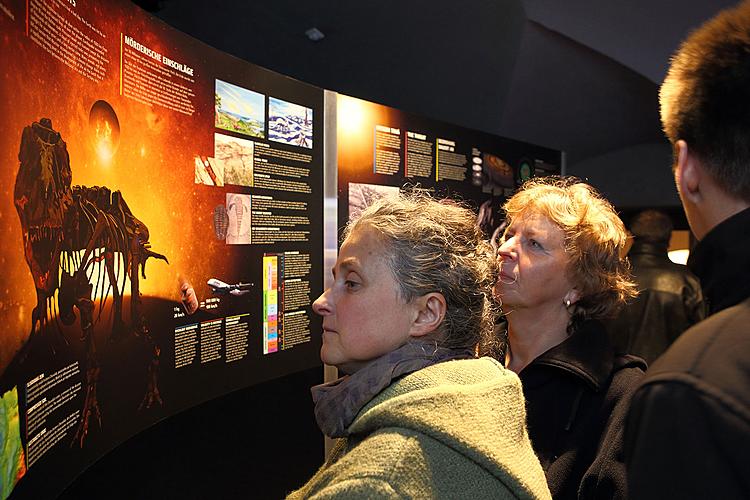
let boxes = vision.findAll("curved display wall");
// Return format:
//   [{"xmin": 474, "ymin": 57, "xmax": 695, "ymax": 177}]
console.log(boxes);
[
  {"xmin": 335, "ymin": 94, "xmax": 561, "ymax": 236},
  {"xmin": 0, "ymin": 0, "xmax": 323, "ymax": 497},
  {"xmin": 0, "ymin": 0, "xmax": 560, "ymax": 498}
]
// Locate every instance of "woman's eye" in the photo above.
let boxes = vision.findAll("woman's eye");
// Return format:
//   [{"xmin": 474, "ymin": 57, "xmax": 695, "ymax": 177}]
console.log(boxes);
[{"xmin": 529, "ymin": 239, "xmax": 543, "ymax": 249}]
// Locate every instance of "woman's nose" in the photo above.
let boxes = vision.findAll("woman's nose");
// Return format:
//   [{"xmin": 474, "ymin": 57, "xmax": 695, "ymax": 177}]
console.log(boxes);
[
  {"xmin": 312, "ymin": 289, "xmax": 333, "ymax": 316},
  {"xmin": 497, "ymin": 237, "xmax": 517, "ymax": 260}
]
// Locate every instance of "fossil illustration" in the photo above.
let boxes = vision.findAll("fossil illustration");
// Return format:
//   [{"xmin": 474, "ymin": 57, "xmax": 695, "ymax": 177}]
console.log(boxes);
[{"xmin": 14, "ymin": 118, "xmax": 168, "ymax": 446}]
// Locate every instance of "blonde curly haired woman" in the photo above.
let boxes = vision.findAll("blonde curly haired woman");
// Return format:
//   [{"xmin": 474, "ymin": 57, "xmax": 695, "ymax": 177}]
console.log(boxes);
[{"xmin": 494, "ymin": 177, "xmax": 645, "ymax": 499}]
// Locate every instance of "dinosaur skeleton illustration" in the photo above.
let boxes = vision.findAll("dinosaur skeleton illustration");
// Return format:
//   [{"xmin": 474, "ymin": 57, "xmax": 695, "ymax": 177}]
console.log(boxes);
[{"xmin": 14, "ymin": 118, "xmax": 168, "ymax": 446}]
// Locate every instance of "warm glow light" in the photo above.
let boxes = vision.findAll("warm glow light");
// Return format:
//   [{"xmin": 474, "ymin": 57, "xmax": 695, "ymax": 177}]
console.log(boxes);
[
  {"xmin": 95, "ymin": 119, "xmax": 114, "ymax": 162},
  {"xmin": 337, "ymin": 95, "xmax": 367, "ymax": 139},
  {"xmin": 60, "ymin": 250, "xmax": 132, "ymax": 299},
  {"xmin": 89, "ymin": 100, "xmax": 121, "ymax": 165},
  {"xmin": 668, "ymin": 249, "xmax": 690, "ymax": 265}
]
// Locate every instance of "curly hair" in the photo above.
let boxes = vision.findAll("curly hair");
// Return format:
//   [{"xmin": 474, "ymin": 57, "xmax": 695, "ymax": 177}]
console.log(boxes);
[
  {"xmin": 500, "ymin": 177, "xmax": 637, "ymax": 328},
  {"xmin": 345, "ymin": 190, "xmax": 498, "ymax": 351},
  {"xmin": 660, "ymin": 1, "xmax": 750, "ymax": 202}
]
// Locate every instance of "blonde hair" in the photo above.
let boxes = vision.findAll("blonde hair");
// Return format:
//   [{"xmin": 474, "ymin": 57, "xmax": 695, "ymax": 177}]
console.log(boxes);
[
  {"xmin": 501, "ymin": 177, "xmax": 637, "ymax": 326},
  {"xmin": 345, "ymin": 190, "xmax": 498, "ymax": 351}
]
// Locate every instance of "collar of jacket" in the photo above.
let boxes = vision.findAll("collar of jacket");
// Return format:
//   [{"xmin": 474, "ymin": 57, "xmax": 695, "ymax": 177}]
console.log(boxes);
[
  {"xmin": 525, "ymin": 320, "xmax": 613, "ymax": 392},
  {"xmin": 688, "ymin": 206, "xmax": 750, "ymax": 314},
  {"xmin": 628, "ymin": 240, "xmax": 669, "ymax": 257}
]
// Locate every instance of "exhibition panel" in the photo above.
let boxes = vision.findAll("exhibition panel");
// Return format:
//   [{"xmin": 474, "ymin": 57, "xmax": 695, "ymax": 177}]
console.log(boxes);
[
  {"xmin": 0, "ymin": 1, "xmax": 561, "ymax": 497},
  {"xmin": 335, "ymin": 94, "xmax": 562, "ymax": 237},
  {"xmin": 0, "ymin": 0, "xmax": 323, "ymax": 496}
]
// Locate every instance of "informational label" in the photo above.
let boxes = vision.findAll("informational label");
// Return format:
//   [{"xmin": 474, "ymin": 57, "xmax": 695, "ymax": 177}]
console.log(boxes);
[
  {"xmin": 405, "ymin": 131, "xmax": 433, "ymax": 178},
  {"xmin": 261, "ymin": 252, "xmax": 313, "ymax": 354},
  {"xmin": 200, "ymin": 319, "xmax": 223, "ymax": 364},
  {"xmin": 175, "ymin": 324, "xmax": 199, "ymax": 368},
  {"xmin": 24, "ymin": 362, "xmax": 82, "ymax": 467},
  {"xmin": 436, "ymin": 138, "xmax": 468, "ymax": 181},
  {"xmin": 174, "ymin": 314, "xmax": 250, "ymax": 368},
  {"xmin": 253, "ymin": 142, "xmax": 313, "ymax": 193},
  {"xmin": 374, "ymin": 125, "xmax": 402, "ymax": 175},
  {"xmin": 28, "ymin": 0, "xmax": 109, "ymax": 83},
  {"xmin": 121, "ymin": 34, "xmax": 196, "ymax": 115},
  {"xmin": 225, "ymin": 314, "xmax": 250, "ymax": 363},
  {"xmin": 248, "ymin": 194, "xmax": 311, "ymax": 244},
  {"xmin": 280, "ymin": 310, "xmax": 311, "ymax": 349},
  {"xmin": 263, "ymin": 255, "xmax": 280, "ymax": 354}
]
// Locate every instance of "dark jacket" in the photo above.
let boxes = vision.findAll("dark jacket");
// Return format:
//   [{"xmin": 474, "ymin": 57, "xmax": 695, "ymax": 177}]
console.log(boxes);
[
  {"xmin": 517, "ymin": 320, "xmax": 646, "ymax": 499},
  {"xmin": 607, "ymin": 240, "xmax": 705, "ymax": 364},
  {"xmin": 625, "ymin": 207, "xmax": 750, "ymax": 499}
]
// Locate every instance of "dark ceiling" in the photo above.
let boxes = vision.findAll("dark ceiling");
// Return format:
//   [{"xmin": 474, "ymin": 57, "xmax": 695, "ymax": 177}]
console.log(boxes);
[{"xmin": 137, "ymin": 0, "xmax": 736, "ymax": 208}]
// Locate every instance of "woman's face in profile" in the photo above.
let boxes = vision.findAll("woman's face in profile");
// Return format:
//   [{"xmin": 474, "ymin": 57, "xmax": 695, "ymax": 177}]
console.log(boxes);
[
  {"xmin": 312, "ymin": 227, "xmax": 418, "ymax": 373},
  {"xmin": 494, "ymin": 212, "xmax": 575, "ymax": 312}
]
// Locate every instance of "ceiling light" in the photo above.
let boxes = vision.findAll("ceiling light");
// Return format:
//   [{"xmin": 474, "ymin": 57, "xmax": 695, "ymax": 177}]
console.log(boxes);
[{"xmin": 305, "ymin": 28, "xmax": 325, "ymax": 42}]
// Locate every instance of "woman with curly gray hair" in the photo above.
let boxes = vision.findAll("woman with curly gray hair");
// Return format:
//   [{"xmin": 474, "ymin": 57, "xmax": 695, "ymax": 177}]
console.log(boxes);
[
  {"xmin": 288, "ymin": 191, "xmax": 551, "ymax": 499},
  {"xmin": 493, "ymin": 176, "xmax": 645, "ymax": 499}
]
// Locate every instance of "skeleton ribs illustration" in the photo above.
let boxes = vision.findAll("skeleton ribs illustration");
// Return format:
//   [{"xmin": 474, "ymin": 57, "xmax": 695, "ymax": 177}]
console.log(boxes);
[{"xmin": 14, "ymin": 119, "xmax": 168, "ymax": 446}]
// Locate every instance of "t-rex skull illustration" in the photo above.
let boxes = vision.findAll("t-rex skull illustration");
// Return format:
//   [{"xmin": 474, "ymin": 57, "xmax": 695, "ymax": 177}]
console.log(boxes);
[{"xmin": 14, "ymin": 118, "xmax": 73, "ymax": 294}]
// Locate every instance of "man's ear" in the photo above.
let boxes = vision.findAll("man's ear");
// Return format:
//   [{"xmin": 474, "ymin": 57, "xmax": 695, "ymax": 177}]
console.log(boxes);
[
  {"xmin": 410, "ymin": 292, "xmax": 446, "ymax": 337},
  {"xmin": 675, "ymin": 140, "xmax": 702, "ymax": 204}
]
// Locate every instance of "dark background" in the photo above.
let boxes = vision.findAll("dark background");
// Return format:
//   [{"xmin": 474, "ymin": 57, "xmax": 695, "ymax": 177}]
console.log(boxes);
[
  {"xmin": 18, "ymin": 1, "xmax": 737, "ymax": 497},
  {"xmin": 139, "ymin": 0, "xmax": 736, "ymax": 218},
  {"xmin": 16, "ymin": 367, "xmax": 323, "ymax": 499}
]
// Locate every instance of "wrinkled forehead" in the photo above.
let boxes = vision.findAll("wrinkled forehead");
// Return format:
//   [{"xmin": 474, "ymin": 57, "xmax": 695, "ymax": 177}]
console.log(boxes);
[
  {"xmin": 506, "ymin": 209, "xmax": 561, "ymax": 233},
  {"xmin": 340, "ymin": 224, "xmax": 390, "ymax": 261},
  {"xmin": 505, "ymin": 209, "xmax": 570, "ymax": 250}
]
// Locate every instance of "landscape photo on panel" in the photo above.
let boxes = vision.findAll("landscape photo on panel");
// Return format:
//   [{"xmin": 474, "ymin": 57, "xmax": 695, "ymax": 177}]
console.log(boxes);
[
  {"xmin": 268, "ymin": 97, "xmax": 313, "ymax": 149},
  {"xmin": 215, "ymin": 79, "xmax": 266, "ymax": 139}
]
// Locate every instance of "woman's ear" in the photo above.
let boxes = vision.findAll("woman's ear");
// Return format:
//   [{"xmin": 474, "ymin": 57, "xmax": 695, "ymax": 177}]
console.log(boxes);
[
  {"xmin": 410, "ymin": 292, "xmax": 446, "ymax": 337},
  {"xmin": 564, "ymin": 289, "xmax": 581, "ymax": 306}
]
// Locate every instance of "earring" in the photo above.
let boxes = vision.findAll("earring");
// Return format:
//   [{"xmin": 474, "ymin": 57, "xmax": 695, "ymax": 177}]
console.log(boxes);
[{"xmin": 564, "ymin": 299, "xmax": 571, "ymax": 308}]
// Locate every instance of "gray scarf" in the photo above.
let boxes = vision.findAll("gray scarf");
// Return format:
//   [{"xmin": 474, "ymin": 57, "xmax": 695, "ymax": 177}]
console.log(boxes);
[{"xmin": 311, "ymin": 341, "xmax": 474, "ymax": 438}]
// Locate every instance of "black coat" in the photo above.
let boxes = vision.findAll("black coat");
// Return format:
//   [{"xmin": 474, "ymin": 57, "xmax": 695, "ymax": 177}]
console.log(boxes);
[
  {"xmin": 517, "ymin": 320, "xmax": 645, "ymax": 499},
  {"xmin": 625, "ymin": 207, "xmax": 750, "ymax": 499},
  {"xmin": 607, "ymin": 240, "xmax": 706, "ymax": 364}
]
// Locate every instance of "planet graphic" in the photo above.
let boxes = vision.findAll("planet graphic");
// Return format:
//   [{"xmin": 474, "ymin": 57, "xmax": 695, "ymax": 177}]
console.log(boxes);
[{"xmin": 89, "ymin": 100, "xmax": 120, "ymax": 162}]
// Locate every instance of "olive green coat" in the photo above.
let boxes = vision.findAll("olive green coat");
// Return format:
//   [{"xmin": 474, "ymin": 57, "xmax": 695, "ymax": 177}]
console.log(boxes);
[{"xmin": 288, "ymin": 357, "xmax": 551, "ymax": 499}]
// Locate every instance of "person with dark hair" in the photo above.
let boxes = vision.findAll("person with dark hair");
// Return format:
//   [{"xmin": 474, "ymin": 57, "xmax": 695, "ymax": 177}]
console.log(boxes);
[
  {"xmin": 288, "ymin": 191, "xmax": 551, "ymax": 499},
  {"xmin": 625, "ymin": 2, "xmax": 750, "ymax": 498},
  {"xmin": 493, "ymin": 176, "xmax": 645, "ymax": 499},
  {"xmin": 607, "ymin": 209, "xmax": 705, "ymax": 364}
]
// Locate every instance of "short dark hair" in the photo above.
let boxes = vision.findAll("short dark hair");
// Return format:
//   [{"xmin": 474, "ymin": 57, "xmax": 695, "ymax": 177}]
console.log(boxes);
[
  {"xmin": 660, "ymin": 1, "xmax": 750, "ymax": 202},
  {"xmin": 630, "ymin": 210, "xmax": 673, "ymax": 244}
]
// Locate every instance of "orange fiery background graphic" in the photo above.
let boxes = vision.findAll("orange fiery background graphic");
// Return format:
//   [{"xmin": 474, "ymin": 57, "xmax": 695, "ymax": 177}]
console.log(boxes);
[{"xmin": 0, "ymin": 0, "xmax": 224, "ymax": 372}]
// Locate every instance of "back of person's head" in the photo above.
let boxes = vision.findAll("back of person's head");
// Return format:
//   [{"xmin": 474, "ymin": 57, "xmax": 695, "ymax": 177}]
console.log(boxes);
[
  {"xmin": 630, "ymin": 210, "xmax": 673, "ymax": 245},
  {"xmin": 346, "ymin": 191, "xmax": 497, "ymax": 351},
  {"xmin": 660, "ymin": 0, "xmax": 750, "ymax": 202},
  {"xmin": 502, "ymin": 176, "xmax": 636, "ymax": 323}
]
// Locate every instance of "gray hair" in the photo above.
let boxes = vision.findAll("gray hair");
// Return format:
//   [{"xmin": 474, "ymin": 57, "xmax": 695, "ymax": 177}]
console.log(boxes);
[{"xmin": 345, "ymin": 191, "xmax": 498, "ymax": 351}]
